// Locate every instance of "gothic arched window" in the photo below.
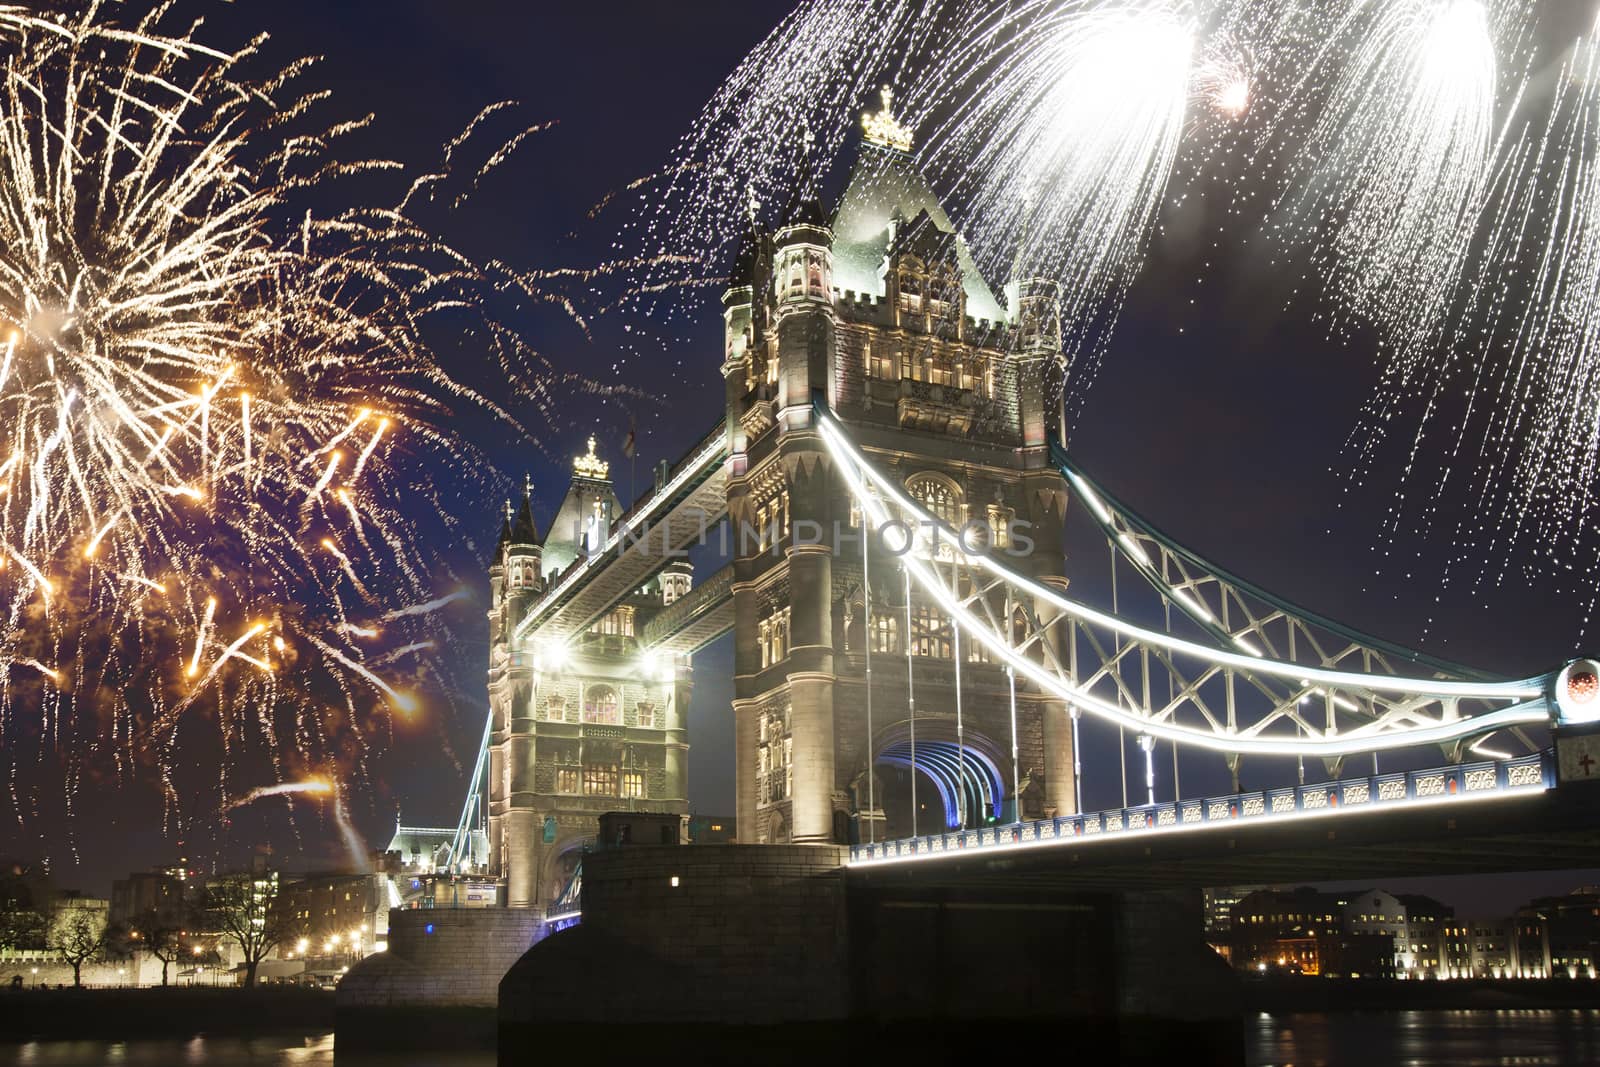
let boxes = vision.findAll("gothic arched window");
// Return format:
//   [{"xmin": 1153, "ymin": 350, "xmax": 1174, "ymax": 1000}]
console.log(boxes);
[
  {"xmin": 583, "ymin": 685, "xmax": 619, "ymax": 725},
  {"xmin": 906, "ymin": 473, "xmax": 963, "ymax": 528}
]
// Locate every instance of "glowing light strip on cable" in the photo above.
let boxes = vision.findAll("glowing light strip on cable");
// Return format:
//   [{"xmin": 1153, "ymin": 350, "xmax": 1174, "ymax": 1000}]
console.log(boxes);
[
  {"xmin": 816, "ymin": 413, "xmax": 1541, "ymax": 701},
  {"xmin": 815, "ymin": 413, "xmax": 1551, "ymax": 757}
]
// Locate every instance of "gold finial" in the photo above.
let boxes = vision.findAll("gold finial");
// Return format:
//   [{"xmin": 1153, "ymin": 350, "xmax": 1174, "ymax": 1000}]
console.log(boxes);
[
  {"xmin": 573, "ymin": 434, "xmax": 609, "ymax": 480},
  {"xmin": 862, "ymin": 85, "xmax": 913, "ymax": 153}
]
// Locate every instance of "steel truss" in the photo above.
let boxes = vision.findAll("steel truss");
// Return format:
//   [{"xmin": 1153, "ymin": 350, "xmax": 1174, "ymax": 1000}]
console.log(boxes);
[{"xmin": 816, "ymin": 403, "xmax": 1555, "ymax": 765}]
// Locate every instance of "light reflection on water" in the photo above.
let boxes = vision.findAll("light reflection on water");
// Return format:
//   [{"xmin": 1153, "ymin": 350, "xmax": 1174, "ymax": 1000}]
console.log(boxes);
[
  {"xmin": 1248, "ymin": 1009, "xmax": 1600, "ymax": 1067},
  {"xmin": 5, "ymin": 1011, "xmax": 1600, "ymax": 1065},
  {"xmin": 0, "ymin": 1034, "xmax": 492, "ymax": 1067}
]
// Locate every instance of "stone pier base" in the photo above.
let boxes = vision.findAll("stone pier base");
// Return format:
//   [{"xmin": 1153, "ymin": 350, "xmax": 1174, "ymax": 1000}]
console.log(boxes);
[
  {"xmin": 499, "ymin": 845, "xmax": 1242, "ymax": 1065},
  {"xmin": 337, "ymin": 907, "xmax": 542, "ymax": 1048}
]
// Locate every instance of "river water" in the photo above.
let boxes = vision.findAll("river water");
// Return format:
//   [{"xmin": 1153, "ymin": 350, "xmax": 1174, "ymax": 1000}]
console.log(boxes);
[{"xmin": 2, "ymin": 1010, "xmax": 1598, "ymax": 1065}]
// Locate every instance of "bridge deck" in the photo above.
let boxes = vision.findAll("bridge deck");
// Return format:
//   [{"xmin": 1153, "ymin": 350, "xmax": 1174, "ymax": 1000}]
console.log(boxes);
[
  {"xmin": 515, "ymin": 421, "xmax": 729, "ymax": 646},
  {"xmin": 845, "ymin": 753, "xmax": 1600, "ymax": 889},
  {"xmin": 637, "ymin": 562, "xmax": 735, "ymax": 653}
]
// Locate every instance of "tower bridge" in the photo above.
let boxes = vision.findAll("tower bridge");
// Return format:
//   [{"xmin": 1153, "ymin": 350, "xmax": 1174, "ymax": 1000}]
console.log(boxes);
[
  {"xmin": 458, "ymin": 95, "xmax": 1595, "ymax": 912},
  {"xmin": 344, "ymin": 92, "xmax": 1600, "ymax": 1062}
]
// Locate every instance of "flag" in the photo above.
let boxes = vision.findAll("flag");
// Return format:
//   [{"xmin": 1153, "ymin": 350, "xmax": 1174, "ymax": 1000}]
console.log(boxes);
[{"xmin": 622, "ymin": 419, "xmax": 637, "ymax": 460}]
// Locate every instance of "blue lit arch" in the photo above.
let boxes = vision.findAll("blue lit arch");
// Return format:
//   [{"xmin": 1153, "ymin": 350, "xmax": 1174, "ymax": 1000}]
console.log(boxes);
[{"xmin": 875, "ymin": 739, "xmax": 1005, "ymax": 829}]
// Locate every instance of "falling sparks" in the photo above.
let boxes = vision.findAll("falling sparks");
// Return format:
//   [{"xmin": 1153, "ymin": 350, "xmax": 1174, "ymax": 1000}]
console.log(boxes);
[
  {"xmin": 620, "ymin": 0, "xmax": 1600, "ymax": 585},
  {"xmin": 923, "ymin": 0, "xmax": 1197, "ymax": 346},
  {"xmin": 1291, "ymin": 0, "xmax": 1503, "ymax": 371}
]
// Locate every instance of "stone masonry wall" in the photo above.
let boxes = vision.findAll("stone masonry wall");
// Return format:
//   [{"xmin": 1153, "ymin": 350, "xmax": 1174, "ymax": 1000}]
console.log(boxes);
[
  {"xmin": 501, "ymin": 844, "xmax": 850, "ymax": 1026},
  {"xmin": 338, "ymin": 908, "xmax": 542, "ymax": 1010}
]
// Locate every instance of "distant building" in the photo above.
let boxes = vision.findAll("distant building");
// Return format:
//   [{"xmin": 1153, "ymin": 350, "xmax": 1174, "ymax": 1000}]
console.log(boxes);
[
  {"xmin": 687, "ymin": 815, "xmax": 737, "ymax": 844},
  {"xmin": 1442, "ymin": 917, "xmax": 1517, "ymax": 979},
  {"xmin": 108, "ymin": 870, "xmax": 185, "ymax": 926},
  {"xmin": 485, "ymin": 454, "xmax": 693, "ymax": 911},
  {"xmin": 1393, "ymin": 894, "xmax": 1452, "ymax": 979},
  {"xmin": 383, "ymin": 822, "xmax": 489, "ymax": 877},
  {"xmin": 1515, "ymin": 888, "xmax": 1600, "ymax": 979},
  {"xmin": 1231, "ymin": 887, "xmax": 1399, "ymax": 978},
  {"xmin": 1230, "ymin": 887, "xmax": 1346, "ymax": 975},
  {"xmin": 280, "ymin": 871, "xmax": 393, "ymax": 960}
]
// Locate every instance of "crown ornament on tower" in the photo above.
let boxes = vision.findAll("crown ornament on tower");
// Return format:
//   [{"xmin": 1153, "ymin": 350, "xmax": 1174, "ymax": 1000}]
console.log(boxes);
[
  {"xmin": 862, "ymin": 86, "xmax": 914, "ymax": 153},
  {"xmin": 573, "ymin": 434, "xmax": 609, "ymax": 479}
]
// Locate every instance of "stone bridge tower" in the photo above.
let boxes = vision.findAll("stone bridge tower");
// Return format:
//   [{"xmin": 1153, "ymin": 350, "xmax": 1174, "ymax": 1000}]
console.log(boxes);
[
  {"xmin": 486, "ymin": 442, "xmax": 692, "ymax": 909},
  {"xmin": 723, "ymin": 91, "xmax": 1074, "ymax": 846}
]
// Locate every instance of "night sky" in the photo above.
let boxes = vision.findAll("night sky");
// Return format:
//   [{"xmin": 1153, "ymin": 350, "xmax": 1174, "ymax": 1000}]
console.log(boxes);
[{"xmin": 12, "ymin": 1, "xmax": 1599, "ymax": 915}]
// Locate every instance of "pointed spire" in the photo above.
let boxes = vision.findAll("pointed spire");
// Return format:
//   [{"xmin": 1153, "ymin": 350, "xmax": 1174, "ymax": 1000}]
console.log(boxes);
[
  {"xmin": 512, "ymin": 476, "xmax": 539, "ymax": 544},
  {"xmin": 731, "ymin": 183, "xmax": 763, "ymax": 283},
  {"xmin": 781, "ymin": 127, "xmax": 828, "ymax": 230},
  {"xmin": 495, "ymin": 499, "xmax": 513, "ymax": 551}
]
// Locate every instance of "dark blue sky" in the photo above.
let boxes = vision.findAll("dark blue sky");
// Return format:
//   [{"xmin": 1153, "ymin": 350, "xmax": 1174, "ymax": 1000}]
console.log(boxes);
[{"xmin": 22, "ymin": 1, "xmax": 1598, "ymax": 913}]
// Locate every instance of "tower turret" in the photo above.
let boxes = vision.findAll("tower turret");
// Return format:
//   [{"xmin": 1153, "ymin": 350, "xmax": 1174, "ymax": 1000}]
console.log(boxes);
[
  {"xmin": 503, "ymin": 478, "xmax": 543, "ymax": 630},
  {"xmin": 1009, "ymin": 277, "xmax": 1065, "ymax": 447},
  {"xmin": 488, "ymin": 502, "xmax": 514, "ymax": 648}
]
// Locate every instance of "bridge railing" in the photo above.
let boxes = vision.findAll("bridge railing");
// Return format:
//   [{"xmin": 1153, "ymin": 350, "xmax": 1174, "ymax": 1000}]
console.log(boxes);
[
  {"xmin": 848, "ymin": 750, "xmax": 1554, "ymax": 865},
  {"xmin": 637, "ymin": 563, "xmax": 735, "ymax": 650}
]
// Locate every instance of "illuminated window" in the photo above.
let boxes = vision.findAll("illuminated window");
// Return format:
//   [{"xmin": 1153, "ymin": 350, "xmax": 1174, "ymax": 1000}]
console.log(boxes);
[
  {"xmin": 867, "ymin": 339, "xmax": 895, "ymax": 380},
  {"xmin": 912, "ymin": 604, "xmax": 951, "ymax": 659},
  {"xmin": 759, "ymin": 607, "xmax": 790, "ymax": 669},
  {"xmin": 635, "ymin": 701, "xmax": 657, "ymax": 728},
  {"xmin": 906, "ymin": 473, "xmax": 963, "ymax": 527},
  {"xmin": 757, "ymin": 708, "xmax": 792, "ymax": 806},
  {"xmin": 621, "ymin": 771, "xmax": 645, "ymax": 799},
  {"xmin": 753, "ymin": 490, "xmax": 789, "ymax": 551},
  {"xmin": 986, "ymin": 504, "xmax": 1013, "ymax": 549},
  {"xmin": 583, "ymin": 764, "xmax": 619, "ymax": 796},
  {"xmin": 871, "ymin": 614, "xmax": 898, "ymax": 654},
  {"xmin": 898, "ymin": 270, "xmax": 923, "ymax": 313},
  {"xmin": 590, "ymin": 608, "xmax": 635, "ymax": 637},
  {"xmin": 556, "ymin": 767, "xmax": 580, "ymax": 794},
  {"xmin": 583, "ymin": 686, "xmax": 619, "ymax": 724}
]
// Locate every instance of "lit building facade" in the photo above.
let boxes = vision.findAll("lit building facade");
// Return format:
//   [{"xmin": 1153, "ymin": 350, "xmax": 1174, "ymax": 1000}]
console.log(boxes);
[
  {"xmin": 486, "ymin": 443, "xmax": 692, "ymax": 910},
  {"xmin": 721, "ymin": 93, "xmax": 1073, "ymax": 845}
]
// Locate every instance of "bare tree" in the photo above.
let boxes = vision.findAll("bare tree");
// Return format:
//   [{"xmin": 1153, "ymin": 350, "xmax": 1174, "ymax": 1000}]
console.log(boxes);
[
  {"xmin": 203, "ymin": 873, "xmax": 293, "ymax": 989},
  {"xmin": 0, "ymin": 905, "xmax": 46, "ymax": 954},
  {"xmin": 129, "ymin": 907, "xmax": 189, "ymax": 987},
  {"xmin": 49, "ymin": 907, "xmax": 107, "ymax": 988},
  {"xmin": 0, "ymin": 861, "xmax": 51, "ymax": 953}
]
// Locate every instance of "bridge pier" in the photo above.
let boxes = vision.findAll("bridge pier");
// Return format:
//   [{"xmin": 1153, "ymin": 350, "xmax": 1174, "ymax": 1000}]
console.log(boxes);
[{"xmin": 498, "ymin": 844, "xmax": 1242, "ymax": 1064}]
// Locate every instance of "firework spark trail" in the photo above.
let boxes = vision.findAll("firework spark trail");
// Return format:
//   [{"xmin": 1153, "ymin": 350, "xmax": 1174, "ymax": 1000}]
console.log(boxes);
[
  {"xmin": 628, "ymin": 0, "xmax": 1600, "ymax": 583},
  {"xmin": 221, "ymin": 778, "xmax": 333, "ymax": 813},
  {"xmin": 620, "ymin": 0, "xmax": 942, "ymax": 327},
  {"xmin": 1292, "ymin": 0, "xmax": 1510, "ymax": 375},
  {"xmin": 0, "ymin": 3, "xmax": 579, "ymax": 853},
  {"xmin": 920, "ymin": 0, "xmax": 1198, "ymax": 362},
  {"xmin": 380, "ymin": 590, "xmax": 469, "ymax": 621},
  {"xmin": 1444, "ymin": 26, "xmax": 1600, "ymax": 579}
]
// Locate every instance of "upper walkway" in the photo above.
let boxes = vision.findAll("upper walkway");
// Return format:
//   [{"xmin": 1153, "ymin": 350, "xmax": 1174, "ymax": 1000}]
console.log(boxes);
[{"xmin": 513, "ymin": 420, "xmax": 730, "ymax": 647}]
